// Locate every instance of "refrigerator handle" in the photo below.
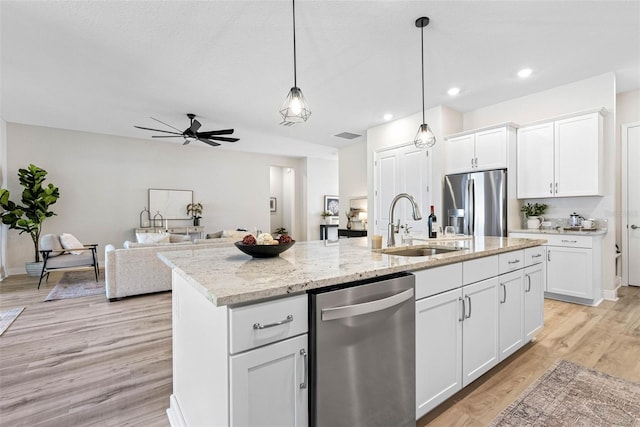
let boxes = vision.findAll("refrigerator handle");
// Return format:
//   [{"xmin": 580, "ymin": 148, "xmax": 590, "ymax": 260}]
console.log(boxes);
[{"xmin": 468, "ymin": 179, "xmax": 475, "ymax": 236}]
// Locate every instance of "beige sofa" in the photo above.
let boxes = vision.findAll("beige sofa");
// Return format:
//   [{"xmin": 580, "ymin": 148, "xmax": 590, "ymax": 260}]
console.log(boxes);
[{"xmin": 104, "ymin": 238, "xmax": 236, "ymax": 300}]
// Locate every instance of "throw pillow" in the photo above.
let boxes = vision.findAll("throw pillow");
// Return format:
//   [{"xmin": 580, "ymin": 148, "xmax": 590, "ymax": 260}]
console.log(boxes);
[
  {"xmin": 59, "ymin": 233, "xmax": 85, "ymax": 255},
  {"xmin": 40, "ymin": 234, "xmax": 65, "ymax": 257},
  {"xmin": 169, "ymin": 234, "xmax": 191, "ymax": 243},
  {"xmin": 207, "ymin": 231, "xmax": 223, "ymax": 239},
  {"xmin": 136, "ymin": 232, "xmax": 170, "ymax": 244}
]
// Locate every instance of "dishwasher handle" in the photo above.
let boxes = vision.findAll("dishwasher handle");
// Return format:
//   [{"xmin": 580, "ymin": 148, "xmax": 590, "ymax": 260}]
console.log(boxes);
[{"xmin": 321, "ymin": 288, "xmax": 414, "ymax": 321}]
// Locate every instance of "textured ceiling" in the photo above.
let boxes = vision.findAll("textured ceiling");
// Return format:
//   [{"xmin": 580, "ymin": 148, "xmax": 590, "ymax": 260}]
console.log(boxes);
[{"xmin": 2, "ymin": 1, "xmax": 639, "ymax": 158}]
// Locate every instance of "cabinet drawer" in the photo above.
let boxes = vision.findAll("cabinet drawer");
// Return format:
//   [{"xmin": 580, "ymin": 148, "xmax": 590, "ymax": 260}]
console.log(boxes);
[
  {"xmin": 543, "ymin": 234, "xmax": 592, "ymax": 248},
  {"xmin": 229, "ymin": 294, "xmax": 308, "ymax": 354},
  {"xmin": 524, "ymin": 246, "xmax": 545, "ymax": 267},
  {"xmin": 414, "ymin": 263, "xmax": 463, "ymax": 300},
  {"xmin": 463, "ymin": 255, "xmax": 499, "ymax": 285},
  {"xmin": 499, "ymin": 250, "xmax": 524, "ymax": 274}
]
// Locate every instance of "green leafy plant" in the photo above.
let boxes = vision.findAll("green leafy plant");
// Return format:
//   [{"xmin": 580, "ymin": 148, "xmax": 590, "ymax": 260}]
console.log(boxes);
[
  {"xmin": 321, "ymin": 210, "xmax": 332, "ymax": 218},
  {"xmin": 520, "ymin": 202, "xmax": 547, "ymax": 217},
  {"xmin": 275, "ymin": 227, "xmax": 288, "ymax": 235},
  {"xmin": 0, "ymin": 164, "xmax": 60, "ymax": 262},
  {"xmin": 186, "ymin": 202, "xmax": 203, "ymax": 219}
]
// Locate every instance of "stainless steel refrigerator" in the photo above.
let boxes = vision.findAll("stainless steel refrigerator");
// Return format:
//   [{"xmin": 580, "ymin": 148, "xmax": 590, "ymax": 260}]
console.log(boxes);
[{"xmin": 443, "ymin": 169, "xmax": 507, "ymax": 237}]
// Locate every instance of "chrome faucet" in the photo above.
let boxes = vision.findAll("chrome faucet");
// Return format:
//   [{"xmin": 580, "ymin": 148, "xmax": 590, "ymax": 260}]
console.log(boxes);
[{"xmin": 388, "ymin": 193, "xmax": 422, "ymax": 247}]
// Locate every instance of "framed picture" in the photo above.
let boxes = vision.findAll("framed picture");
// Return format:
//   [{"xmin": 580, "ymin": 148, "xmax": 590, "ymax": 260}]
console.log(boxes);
[
  {"xmin": 270, "ymin": 197, "xmax": 277, "ymax": 212},
  {"xmin": 324, "ymin": 195, "xmax": 339, "ymax": 217}
]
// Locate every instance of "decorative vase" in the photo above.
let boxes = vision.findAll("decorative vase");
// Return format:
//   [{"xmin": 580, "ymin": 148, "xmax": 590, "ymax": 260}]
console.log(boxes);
[
  {"xmin": 193, "ymin": 217, "xmax": 200, "ymax": 226},
  {"xmin": 526, "ymin": 216, "xmax": 543, "ymax": 229},
  {"xmin": 25, "ymin": 261, "xmax": 44, "ymax": 277},
  {"xmin": 346, "ymin": 217, "xmax": 352, "ymax": 230}
]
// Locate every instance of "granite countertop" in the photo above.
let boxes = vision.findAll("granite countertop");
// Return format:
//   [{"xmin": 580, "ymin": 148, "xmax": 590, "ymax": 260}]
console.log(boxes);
[
  {"xmin": 158, "ymin": 236, "xmax": 546, "ymax": 307},
  {"xmin": 510, "ymin": 228, "xmax": 607, "ymax": 236}
]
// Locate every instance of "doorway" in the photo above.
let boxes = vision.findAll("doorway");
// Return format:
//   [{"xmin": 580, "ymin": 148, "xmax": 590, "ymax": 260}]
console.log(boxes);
[
  {"xmin": 270, "ymin": 166, "xmax": 296, "ymax": 237},
  {"xmin": 622, "ymin": 121, "xmax": 640, "ymax": 287}
]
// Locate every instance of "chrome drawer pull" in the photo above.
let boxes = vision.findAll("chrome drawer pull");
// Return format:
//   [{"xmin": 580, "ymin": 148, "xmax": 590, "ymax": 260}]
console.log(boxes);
[
  {"xmin": 508, "ymin": 259, "xmax": 521, "ymax": 265},
  {"xmin": 459, "ymin": 297, "xmax": 465, "ymax": 322},
  {"xmin": 525, "ymin": 274, "xmax": 532, "ymax": 292},
  {"xmin": 561, "ymin": 240, "xmax": 578, "ymax": 244},
  {"xmin": 465, "ymin": 295, "xmax": 472, "ymax": 319},
  {"xmin": 253, "ymin": 314, "xmax": 293, "ymax": 330},
  {"xmin": 300, "ymin": 349, "xmax": 308, "ymax": 389},
  {"xmin": 532, "ymin": 254, "xmax": 542, "ymax": 258}
]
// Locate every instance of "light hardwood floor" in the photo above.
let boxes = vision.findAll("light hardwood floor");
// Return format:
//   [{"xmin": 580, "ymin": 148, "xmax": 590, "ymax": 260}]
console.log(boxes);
[{"xmin": 1, "ymin": 273, "xmax": 638, "ymax": 426}]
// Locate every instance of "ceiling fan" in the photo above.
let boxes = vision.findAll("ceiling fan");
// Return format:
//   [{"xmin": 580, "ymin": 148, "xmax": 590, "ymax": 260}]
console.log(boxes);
[{"xmin": 134, "ymin": 113, "xmax": 239, "ymax": 147}]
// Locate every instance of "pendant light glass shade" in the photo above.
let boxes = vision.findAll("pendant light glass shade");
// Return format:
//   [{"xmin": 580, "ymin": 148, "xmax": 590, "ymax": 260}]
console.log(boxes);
[
  {"xmin": 280, "ymin": 86, "xmax": 311, "ymax": 124},
  {"xmin": 280, "ymin": 0, "xmax": 310, "ymax": 126},
  {"xmin": 414, "ymin": 16, "xmax": 435, "ymax": 149},
  {"xmin": 414, "ymin": 123, "xmax": 436, "ymax": 148}
]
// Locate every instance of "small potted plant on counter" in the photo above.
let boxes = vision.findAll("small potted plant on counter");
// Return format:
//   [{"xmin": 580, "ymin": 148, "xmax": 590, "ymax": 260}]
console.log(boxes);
[
  {"xmin": 187, "ymin": 202, "xmax": 203, "ymax": 226},
  {"xmin": 520, "ymin": 202, "xmax": 547, "ymax": 229},
  {"xmin": 321, "ymin": 210, "xmax": 333, "ymax": 225}
]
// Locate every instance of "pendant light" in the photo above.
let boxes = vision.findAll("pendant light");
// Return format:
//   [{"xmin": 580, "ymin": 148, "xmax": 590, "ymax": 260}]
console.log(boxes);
[
  {"xmin": 279, "ymin": 0, "xmax": 311, "ymax": 125},
  {"xmin": 414, "ymin": 16, "xmax": 436, "ymax": 149}
]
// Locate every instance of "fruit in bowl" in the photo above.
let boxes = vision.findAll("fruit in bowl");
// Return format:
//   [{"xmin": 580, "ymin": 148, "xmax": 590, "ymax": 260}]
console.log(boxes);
[
  {"xmin": 242, "ymin": 234, "xmax": 257, "ymax": 245},
  {"xmin": 235, "ymin": 232, "xmax": 295, "ymax": 258}
]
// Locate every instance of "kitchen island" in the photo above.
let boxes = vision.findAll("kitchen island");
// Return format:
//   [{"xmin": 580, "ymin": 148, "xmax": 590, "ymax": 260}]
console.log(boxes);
[{"xmin": 160, "ymin": 236, "xmax": 545, "ymax": 426}]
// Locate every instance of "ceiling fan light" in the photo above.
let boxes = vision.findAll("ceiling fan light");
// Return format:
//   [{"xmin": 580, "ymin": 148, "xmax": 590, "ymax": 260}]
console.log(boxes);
[
  {"xmin": 414, "ymin": 123, "xmax": 436, "ymax": 149},
  {"xmin": 280, "ymin": 86, "xmax": 311, "ymax": 125}
]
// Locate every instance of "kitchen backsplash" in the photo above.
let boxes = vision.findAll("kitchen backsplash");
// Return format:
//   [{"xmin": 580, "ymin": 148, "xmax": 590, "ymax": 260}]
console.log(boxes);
[{"xmin": 520, "ymin": 216, "xmax": 608, "ymax": 231}]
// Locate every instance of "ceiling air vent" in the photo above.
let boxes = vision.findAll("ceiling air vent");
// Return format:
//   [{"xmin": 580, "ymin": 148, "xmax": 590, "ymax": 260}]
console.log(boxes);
[{"xmin": 334, "ymin": 132, "xmax": 362, "ymax": 140}]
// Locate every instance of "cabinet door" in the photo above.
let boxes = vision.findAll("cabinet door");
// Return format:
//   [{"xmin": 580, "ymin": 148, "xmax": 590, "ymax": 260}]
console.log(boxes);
[
  {"xmin": 498, "ymin": 270, "xmax": 524, "ymax": 361},
  {"xmin": 374, "ymin": 150, "xmax": 398, "ymax": 236},
  {"xmin": 517, "ymin": 122, "xmax": 555, "ymax": 198},
  {"xmin": 462, "ymin": 277, "xmax": 499, "ymax": 387},
  {"xmin": 524, "ymin": 263, "xmax": 545, "ymax": 342},
  {"xmin": 445, "ymin": 134, "xmax": 476, "ymax": 174},
  {"xmin": 546, "ymin": 246, "xmax": 593, "ymax": 299},
  {"xmin": 230, "ymin": 334, "xmax": 308, "ymax": 427},
  {"xmin": 475, "ymin": 127, "xmax": 507, "ymax": 171},
  {"xmin": 415, "ymin": 288, "xmax": 463, "ymax": 419},
  {"xmin": 554, "ymin": 113, "xmax": 602, "ymax": 197}
]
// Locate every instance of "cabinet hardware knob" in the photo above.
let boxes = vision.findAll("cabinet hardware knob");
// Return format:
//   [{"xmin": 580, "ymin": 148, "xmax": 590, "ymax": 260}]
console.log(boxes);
[
  {"xmin": 465, "ymin": 295, "xmax": 472, "ymax": 318},
  {"xmin": 500, "ymin": 283, "xmax": 507, "ymax": 304},
  {"xmin": 459, "ymin": 297, "xmax": 465, "ymax": 322},
  {"xmin": 253, "ymin": 315, "xmax": 294, "ymax": 330},
  {"xmin": 525, "ymin": 274, "xmax": 532, "ymax": 292},
  {"xmin": 561, "ymin": 240, "xmax": 578, "ymax": 244},
  {"xmin": 549, "ymin": 182, "xmax": 553, "ymax": 194},
  {"xmin": 532, "ymin": 254, "xmax": 542, "ymax": 258},
  {"xmin": 508, "ymin": 259, "xmax": 520, "ymax": 265},
  {"xmin": 631, "ymin": 224, "xmax": 638, "ymax": 230}
]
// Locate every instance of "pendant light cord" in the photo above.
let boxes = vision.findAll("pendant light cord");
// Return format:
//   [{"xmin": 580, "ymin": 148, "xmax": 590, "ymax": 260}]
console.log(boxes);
[
  {"xmin": 292, "ymin": 0, "xmax": 297, "ymax": 87},
  {"xmin": 420, "ymin": 25, "xmax": 425, "ymax": 125}
]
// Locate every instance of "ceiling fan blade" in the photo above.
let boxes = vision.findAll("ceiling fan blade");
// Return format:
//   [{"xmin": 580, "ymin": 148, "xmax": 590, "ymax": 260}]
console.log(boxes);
[
  {"xmin": 208, "ymin": 136, "xmax": 239, "ymax": 143},
  {"xmin": 135, "ymin": 126, "xmax": 183, "ymax": 135},
  {"xmin": 198, "ymin": 138, "xmax": 221, "ymax": 147},
  {"xmin": 196, "ymin": 129, "xmax": 235, "ymax": 136},
  {"xmin": 151, "ymin": 135, "xmax": 182, "ymax": 138},
  {"xmin": 150, "ymin": 117, "xmax": 183, "ymax": 132},
  {"xmin": 183, "ymin": 139, "xmax": 191, "ymax": 145},
  {"xmin": 189, "ymin": 119, "xmax": 202, "ymax": 133}
]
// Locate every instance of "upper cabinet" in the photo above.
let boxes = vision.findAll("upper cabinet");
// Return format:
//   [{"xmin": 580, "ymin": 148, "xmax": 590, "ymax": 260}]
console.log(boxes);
[
  {"xmin": 517, "ymin": 109, "xmax": 605, "ymax": 198},
  {"xmin": 445, "ymin": 125, "xmax": 516, "ymax": 174}
]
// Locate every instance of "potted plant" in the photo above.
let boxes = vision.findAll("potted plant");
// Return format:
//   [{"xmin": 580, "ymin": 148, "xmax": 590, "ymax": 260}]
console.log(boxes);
[
  {"xmin": 520, "ymin": 202, "xmax": 547, "ymax": 229},
  {"xmin": 186, "ymin": 202, "xmax": 203, "ymax": 226},
  {"xmin": 321, "ymin": 210, "xmax": 332, "ymax": 225},
  {"xmin": 0, "ymin": 164, "xmax": 60, "ymax": 276}
]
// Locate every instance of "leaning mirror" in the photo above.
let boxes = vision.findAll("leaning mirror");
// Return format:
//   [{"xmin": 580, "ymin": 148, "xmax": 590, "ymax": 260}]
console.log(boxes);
[{"xmin": 149, "ymin": 189, "xmax": 193, "ymax": 220}]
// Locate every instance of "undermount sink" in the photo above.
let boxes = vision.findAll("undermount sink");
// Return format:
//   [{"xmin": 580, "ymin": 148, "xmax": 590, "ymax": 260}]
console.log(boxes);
[{"xmin": 382, "ymin": 245, "xmax": 462, "ymax": 257}]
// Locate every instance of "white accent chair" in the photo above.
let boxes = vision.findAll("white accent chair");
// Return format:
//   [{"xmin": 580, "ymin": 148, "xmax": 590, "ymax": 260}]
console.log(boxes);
[{"xmin": 38, "ymin": 234, "xmax": 99, "ymax": 289}]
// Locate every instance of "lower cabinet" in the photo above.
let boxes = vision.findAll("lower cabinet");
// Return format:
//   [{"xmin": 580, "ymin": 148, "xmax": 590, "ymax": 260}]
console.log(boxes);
[
  {"xmin": 524, "ymin": 262, "xmax": 545, "ymax": 342},
  {"xmin": 230, "ymin": 334, "xmax": 308, "ymax": 427},
  {"xmin": 498, "ymin": 270, "xmax": 524, "ymax": 361},
  {"xmin": 546, "ymin": 246, "xmax": 593, "ymax": 298}
]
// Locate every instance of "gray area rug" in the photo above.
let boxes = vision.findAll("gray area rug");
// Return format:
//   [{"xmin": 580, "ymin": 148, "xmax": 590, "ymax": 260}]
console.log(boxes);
[
  {"xmin": 44, "ymin": 271, "xmax": 105, "ymax": 301},
  {"xmin": 0, "ymin": 307, "xmax": 25, "ymax": 336},
  {"xmin": 489, "ymin": 360, "xmax": 640, "ymax": 426}
]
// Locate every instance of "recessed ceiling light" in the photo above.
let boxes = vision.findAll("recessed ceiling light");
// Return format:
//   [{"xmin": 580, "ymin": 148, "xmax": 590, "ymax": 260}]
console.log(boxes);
[
  {"xmin": 447, "ymin": 87, "xmax": 460, "ymax": 96},
  {"xmin": 383, "ymin": 113, "xmax": 393, "ymax": 121},
  {"xmin": 517, "ymin": 68, "xmax": 533, "ymax": 79}
]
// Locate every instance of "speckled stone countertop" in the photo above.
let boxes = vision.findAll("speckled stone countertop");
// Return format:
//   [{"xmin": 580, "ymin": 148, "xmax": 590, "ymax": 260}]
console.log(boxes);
[
  {"xmin": 510, "ymin": 228, "xmax": 607, "ymax": 236},
  {"xmin": 158, "ymin": 236, "xmax": 546, "ymax": 307}
]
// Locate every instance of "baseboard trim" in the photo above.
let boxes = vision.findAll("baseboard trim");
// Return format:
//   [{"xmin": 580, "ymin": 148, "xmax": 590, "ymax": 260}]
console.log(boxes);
[
  {"xmin": 603, "ymin": 284, "xmax": 620, "ymax": 302},
  {"xmin": 167, "ymin": 394, "xmax": 186, "ymax": 427}
]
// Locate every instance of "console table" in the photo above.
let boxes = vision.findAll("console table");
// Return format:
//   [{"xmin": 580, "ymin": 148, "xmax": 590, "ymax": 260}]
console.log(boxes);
[
  {"xmin": 135, "ymin": 226, "xmax": 205, "ymax": 240},
  {"xmin": 338, "ymin": 229, "xmax": 367, "ymax": 238},
  {"xmin": 319, "ymin": 224, "xmax": 338, "ymax": 240}
]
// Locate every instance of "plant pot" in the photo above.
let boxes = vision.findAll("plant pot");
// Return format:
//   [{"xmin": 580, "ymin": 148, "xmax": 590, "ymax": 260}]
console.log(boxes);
[
  {"xmin": 25, "ymin": 261, "xmax": 44, "ymax": 277},
  {"xmin": 193, "ymin": 218, "xmax": 200, "ymax": 226},
  {"xmin": 527, "ymin": 216, "xmax": 543, "ymax": 229}
]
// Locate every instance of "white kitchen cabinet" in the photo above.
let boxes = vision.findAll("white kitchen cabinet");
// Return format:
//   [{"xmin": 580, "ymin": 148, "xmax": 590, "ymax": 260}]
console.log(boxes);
[
  {"xmin": 415, "ymin": 287, "xmax": 463, "ymax": 418},
  {"xmin": 461, "ymin": 276, "xmax": 500, "ymax": 387},
  {"xmin": 517, "ymin": 109, "xmax": 605, "ymax": 198},
  {"xmin": 445, "ymin": 125, "xmax": 515, "ymax": 174},
  {"xmin": 498, "ymin": 270, "xmax": 524, "ymax": 361},
  {"xmin": 169, "ymin": 273, "xmax": 308, "ymax": 427},
  {"xmin": 523, "ymin": 262, "xmax": 544, "ymax": 342},
  {"xmin": 230, "ymin": 334, "xmax": 308, "ymax": 427}
]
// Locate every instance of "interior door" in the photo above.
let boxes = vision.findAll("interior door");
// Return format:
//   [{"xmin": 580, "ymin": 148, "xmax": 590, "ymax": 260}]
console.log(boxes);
[{"xmin": 624, "ymin": 122, "xmax": 640, "ymax": 286}]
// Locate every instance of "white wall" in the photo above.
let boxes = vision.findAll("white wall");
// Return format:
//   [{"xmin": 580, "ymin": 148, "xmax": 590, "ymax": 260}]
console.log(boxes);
[
  {"xmin": 269, "ymin": 166, "xmax": 284, "ymax": 232},
  {"xmin": 464, "ymin": 73, "xmax": 618, "ymax": 294},
  {"xmin": 338, "ymin": 140, "xmax": 367, "ymax": 228},
  {"xmin": 305, "ymin": 157, "xmax": 338, "ymax": 241},
  {"xmin": 366, "ymin": 106, "xmax": 463, "ymax": 235},
  {"xmin": 0, "ymin": 118, "xmax": 6, "ymax": 279},
  {"xmin": 4, "ymin": 123, "xmax": 306, "ymax": 274}
]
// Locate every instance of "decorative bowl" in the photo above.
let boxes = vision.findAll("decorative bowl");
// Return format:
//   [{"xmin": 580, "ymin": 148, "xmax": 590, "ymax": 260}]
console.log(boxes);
[{"xmin": 234, "ymin": 241, "xmax": 296, "ymax": 258}]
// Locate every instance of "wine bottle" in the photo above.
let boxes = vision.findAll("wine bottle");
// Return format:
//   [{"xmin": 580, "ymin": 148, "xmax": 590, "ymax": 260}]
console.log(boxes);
[{"xmin": 428, "ymin": 205, "xmax": 437, "ymax": 238}]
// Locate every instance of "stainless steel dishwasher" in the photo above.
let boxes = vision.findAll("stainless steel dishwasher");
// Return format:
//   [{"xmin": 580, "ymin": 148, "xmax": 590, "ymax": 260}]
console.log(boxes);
[{"xmin": 309, "ymin": 272, "xmax": 415, "ymax": 427}]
